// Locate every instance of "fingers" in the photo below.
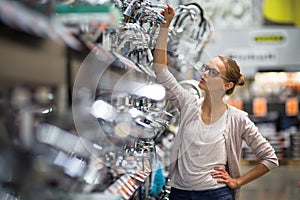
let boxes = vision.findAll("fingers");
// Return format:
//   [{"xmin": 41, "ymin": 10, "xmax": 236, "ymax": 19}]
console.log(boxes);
[
  {"xmin": 212, "ymin": 167, "xmax": 226, "ymax": 176},
  {"xmin": 211, "ymin": 167, "xmax": 239, "ymax": 189},
  {"xmin": 211, "ymin": 171, "xmax": 227, "ymax": 179},
  {"xmin": 211, "ymin": 167, "xmax": 230, "ymax": 182},
  {"xmin": 214, "ymin": 167, "xmax": 226, "ymax": 172},
  {"xmin": 212, "ymin": 173, "xmax": 228, "ymax": 180},
  {"xmin": 159, "ymin": 4, "xmax": 175, "ymax": 28},
  {"xmin": 166, "ymin": 4, "xmax": 173, "ymax": 13},
  {"xmin": 163, "ymin": 4, "xmax": 174, "ymax": 16}
]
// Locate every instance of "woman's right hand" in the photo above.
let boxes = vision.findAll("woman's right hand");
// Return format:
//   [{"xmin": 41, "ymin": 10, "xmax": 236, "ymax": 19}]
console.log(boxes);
[{"xmin": 160, "ymin": 4, "xmax": 175, "ymax": 29}]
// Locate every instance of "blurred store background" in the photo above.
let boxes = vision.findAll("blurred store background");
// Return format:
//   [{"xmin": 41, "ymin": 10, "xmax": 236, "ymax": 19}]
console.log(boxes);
[{"xmin": 0, "ymin": 0, "xmax": 300, "ymax": 200}]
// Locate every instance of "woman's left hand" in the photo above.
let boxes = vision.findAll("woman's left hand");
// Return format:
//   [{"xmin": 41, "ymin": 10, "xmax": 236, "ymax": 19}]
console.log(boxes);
[{"xmin": 211, "ymin": 167, "xmax": 240, "ymax": 189}]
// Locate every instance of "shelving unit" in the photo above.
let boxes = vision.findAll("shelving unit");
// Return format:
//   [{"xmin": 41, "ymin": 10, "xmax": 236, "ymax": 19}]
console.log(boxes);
[
  {"xmin": 1, "ymin": 2, "xmax": 300, "ymax": 200},
  {"xmin": 234, "ymin": 99, "xmax": 300, "ymax": 164}
]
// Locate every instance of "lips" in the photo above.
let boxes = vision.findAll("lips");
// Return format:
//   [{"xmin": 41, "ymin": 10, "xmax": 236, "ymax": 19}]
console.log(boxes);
[{"xmin": 200, "ymin": 77, "xmax": 206, "ymax": 84}]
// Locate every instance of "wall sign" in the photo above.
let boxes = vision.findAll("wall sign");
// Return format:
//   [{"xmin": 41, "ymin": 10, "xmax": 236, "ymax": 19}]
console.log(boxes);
[
  {"xmin": 249, "ymin": 30, "xmax": 288, "ymax": 47},
  {"xmin": 205, "ymin": 28, "xmax": 300, "ymax": 77}
]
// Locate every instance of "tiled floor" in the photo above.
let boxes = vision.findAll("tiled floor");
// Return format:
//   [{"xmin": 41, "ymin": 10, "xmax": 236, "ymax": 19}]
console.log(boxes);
[{"xmin": 240, "ymin": 165, "xmax": 300, "ymax": 200}]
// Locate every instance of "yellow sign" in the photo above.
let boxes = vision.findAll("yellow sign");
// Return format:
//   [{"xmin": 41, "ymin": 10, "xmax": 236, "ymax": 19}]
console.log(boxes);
[
  {"xmin": 254, "ymin": 35, "xmax": 285, "ymax": 42},
  {"xmin": 249, "ymin": 30, "xmax": 287, "ymax": 46}
]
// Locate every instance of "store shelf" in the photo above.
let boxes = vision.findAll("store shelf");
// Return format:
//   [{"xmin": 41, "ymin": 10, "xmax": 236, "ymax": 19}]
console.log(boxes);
[
  {"xmin": 240, "ymin": 158, "xmax": 300, "ymax": 166},
  {"xmin": 105, "ymin": 170, "xmax": 152, "ymax": 200},
  {"xmin": 0, "ymin": 0, "xmax": 120, "ymax": 50},
  {"xmin": 287, "ymin": 159, "xmax": 300, "ymax": 165}
]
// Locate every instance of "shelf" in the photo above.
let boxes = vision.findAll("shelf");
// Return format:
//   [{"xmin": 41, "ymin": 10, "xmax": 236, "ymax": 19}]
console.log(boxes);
[
  {"xmin": 240, "ymin": 158, "xmax": 300, "ymax": 166},
  {"xmin": 0, "ymin": 0, "xmax": 121, "ymax": 50}
]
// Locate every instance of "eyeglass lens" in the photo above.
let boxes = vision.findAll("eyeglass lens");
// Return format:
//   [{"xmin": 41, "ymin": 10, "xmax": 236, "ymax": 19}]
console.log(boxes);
[{"xmin": 201, "ymin": 64, "xmax": 220, "ymax": 77}]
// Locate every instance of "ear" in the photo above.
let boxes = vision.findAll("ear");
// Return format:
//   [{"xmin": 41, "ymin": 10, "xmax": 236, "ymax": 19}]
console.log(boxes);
[{"xmin": 224, "ymin": 81, "xmax": 234, "ymax": 91}]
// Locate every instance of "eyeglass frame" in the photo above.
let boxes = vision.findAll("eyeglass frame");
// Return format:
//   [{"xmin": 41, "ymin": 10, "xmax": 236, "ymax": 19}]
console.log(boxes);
[{"xmin": 199, "ymin": 64, "xmax": 230, "ymax": 81}]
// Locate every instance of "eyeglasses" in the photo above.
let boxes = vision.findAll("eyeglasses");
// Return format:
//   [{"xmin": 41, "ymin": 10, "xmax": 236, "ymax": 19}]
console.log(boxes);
[{"xmin": 200, "ymin": 64, "xmax": 229, "ymax": 81}]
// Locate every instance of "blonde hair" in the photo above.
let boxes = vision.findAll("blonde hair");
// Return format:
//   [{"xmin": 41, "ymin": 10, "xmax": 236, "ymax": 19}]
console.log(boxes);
[{"xmin": 218, "ymin": 55, "xmax": 245, "ymax": 95}]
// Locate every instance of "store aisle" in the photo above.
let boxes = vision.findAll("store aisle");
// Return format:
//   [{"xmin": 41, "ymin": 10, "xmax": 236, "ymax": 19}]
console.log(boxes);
[{"xmin": 240, "ymin": 165, "xmax": 300, "ymax": 200}]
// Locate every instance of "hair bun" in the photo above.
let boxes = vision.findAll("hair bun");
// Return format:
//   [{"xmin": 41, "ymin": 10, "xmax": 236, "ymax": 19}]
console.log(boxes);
[{"xmin": 238, "ymin": 74, "xmax": 245, "ymax": 86}]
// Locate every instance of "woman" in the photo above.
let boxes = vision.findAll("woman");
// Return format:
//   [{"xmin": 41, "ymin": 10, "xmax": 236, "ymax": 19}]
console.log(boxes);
[{"xmin": 153, "ymin": 5, "xmax": 279, "ymax": 200}]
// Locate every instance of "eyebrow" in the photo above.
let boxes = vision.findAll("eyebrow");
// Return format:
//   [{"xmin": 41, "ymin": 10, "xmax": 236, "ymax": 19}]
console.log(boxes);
[{"xmin": 206, "ymin": 64, "xmax": 221, "ymax": 73}]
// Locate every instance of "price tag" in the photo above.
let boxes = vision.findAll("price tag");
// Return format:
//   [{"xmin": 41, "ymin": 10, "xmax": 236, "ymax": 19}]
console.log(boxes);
[
  {"xmin": 285, "ymin": 97, "xmax": 298, "ymax": 116},
  {"xmin": 253, "ymin": 97, "xmax": 267, "ymax": 116}
]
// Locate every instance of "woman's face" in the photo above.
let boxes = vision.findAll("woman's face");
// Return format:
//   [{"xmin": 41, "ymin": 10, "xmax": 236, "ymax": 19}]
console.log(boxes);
[{"xmin": 198, "ymin": 57, "xmax": 228, "ymax": 94}]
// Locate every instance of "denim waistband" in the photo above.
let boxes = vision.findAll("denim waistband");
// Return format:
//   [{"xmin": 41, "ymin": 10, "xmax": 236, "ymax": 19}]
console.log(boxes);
[
  {"xmin": 170, "ymin": 186, "xmax": 234, "ymax": 200},
  {"xmin": 172, "ymin": 186, "xmax": 230, "ymax": 193}
]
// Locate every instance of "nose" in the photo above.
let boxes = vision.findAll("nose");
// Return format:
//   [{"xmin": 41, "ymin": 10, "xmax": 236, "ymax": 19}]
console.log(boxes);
[{"xmin": 202, "ymin": 70, "xmax": 209, "ymax": 77}]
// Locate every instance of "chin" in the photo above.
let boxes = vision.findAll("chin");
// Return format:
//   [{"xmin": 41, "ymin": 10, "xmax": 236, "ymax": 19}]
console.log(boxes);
[
  {"xmin": 198, "ymin": 82, "xmax": 202, "ymax": 88},
  {"xmin": 199, "ymin": 83, "xmax": 205, "ymax": 90}
]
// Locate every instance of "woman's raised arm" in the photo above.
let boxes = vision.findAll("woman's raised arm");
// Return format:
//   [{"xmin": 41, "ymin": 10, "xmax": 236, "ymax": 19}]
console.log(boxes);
[{"xmin": 153, "ymin": 4, "xmax": 175, "ymax": 74}]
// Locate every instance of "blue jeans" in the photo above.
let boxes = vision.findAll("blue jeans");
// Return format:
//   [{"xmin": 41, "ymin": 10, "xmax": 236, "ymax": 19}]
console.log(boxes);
[{"xmin": 170, "ymin": 186, "xmax": 234, "ymax": 200}]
